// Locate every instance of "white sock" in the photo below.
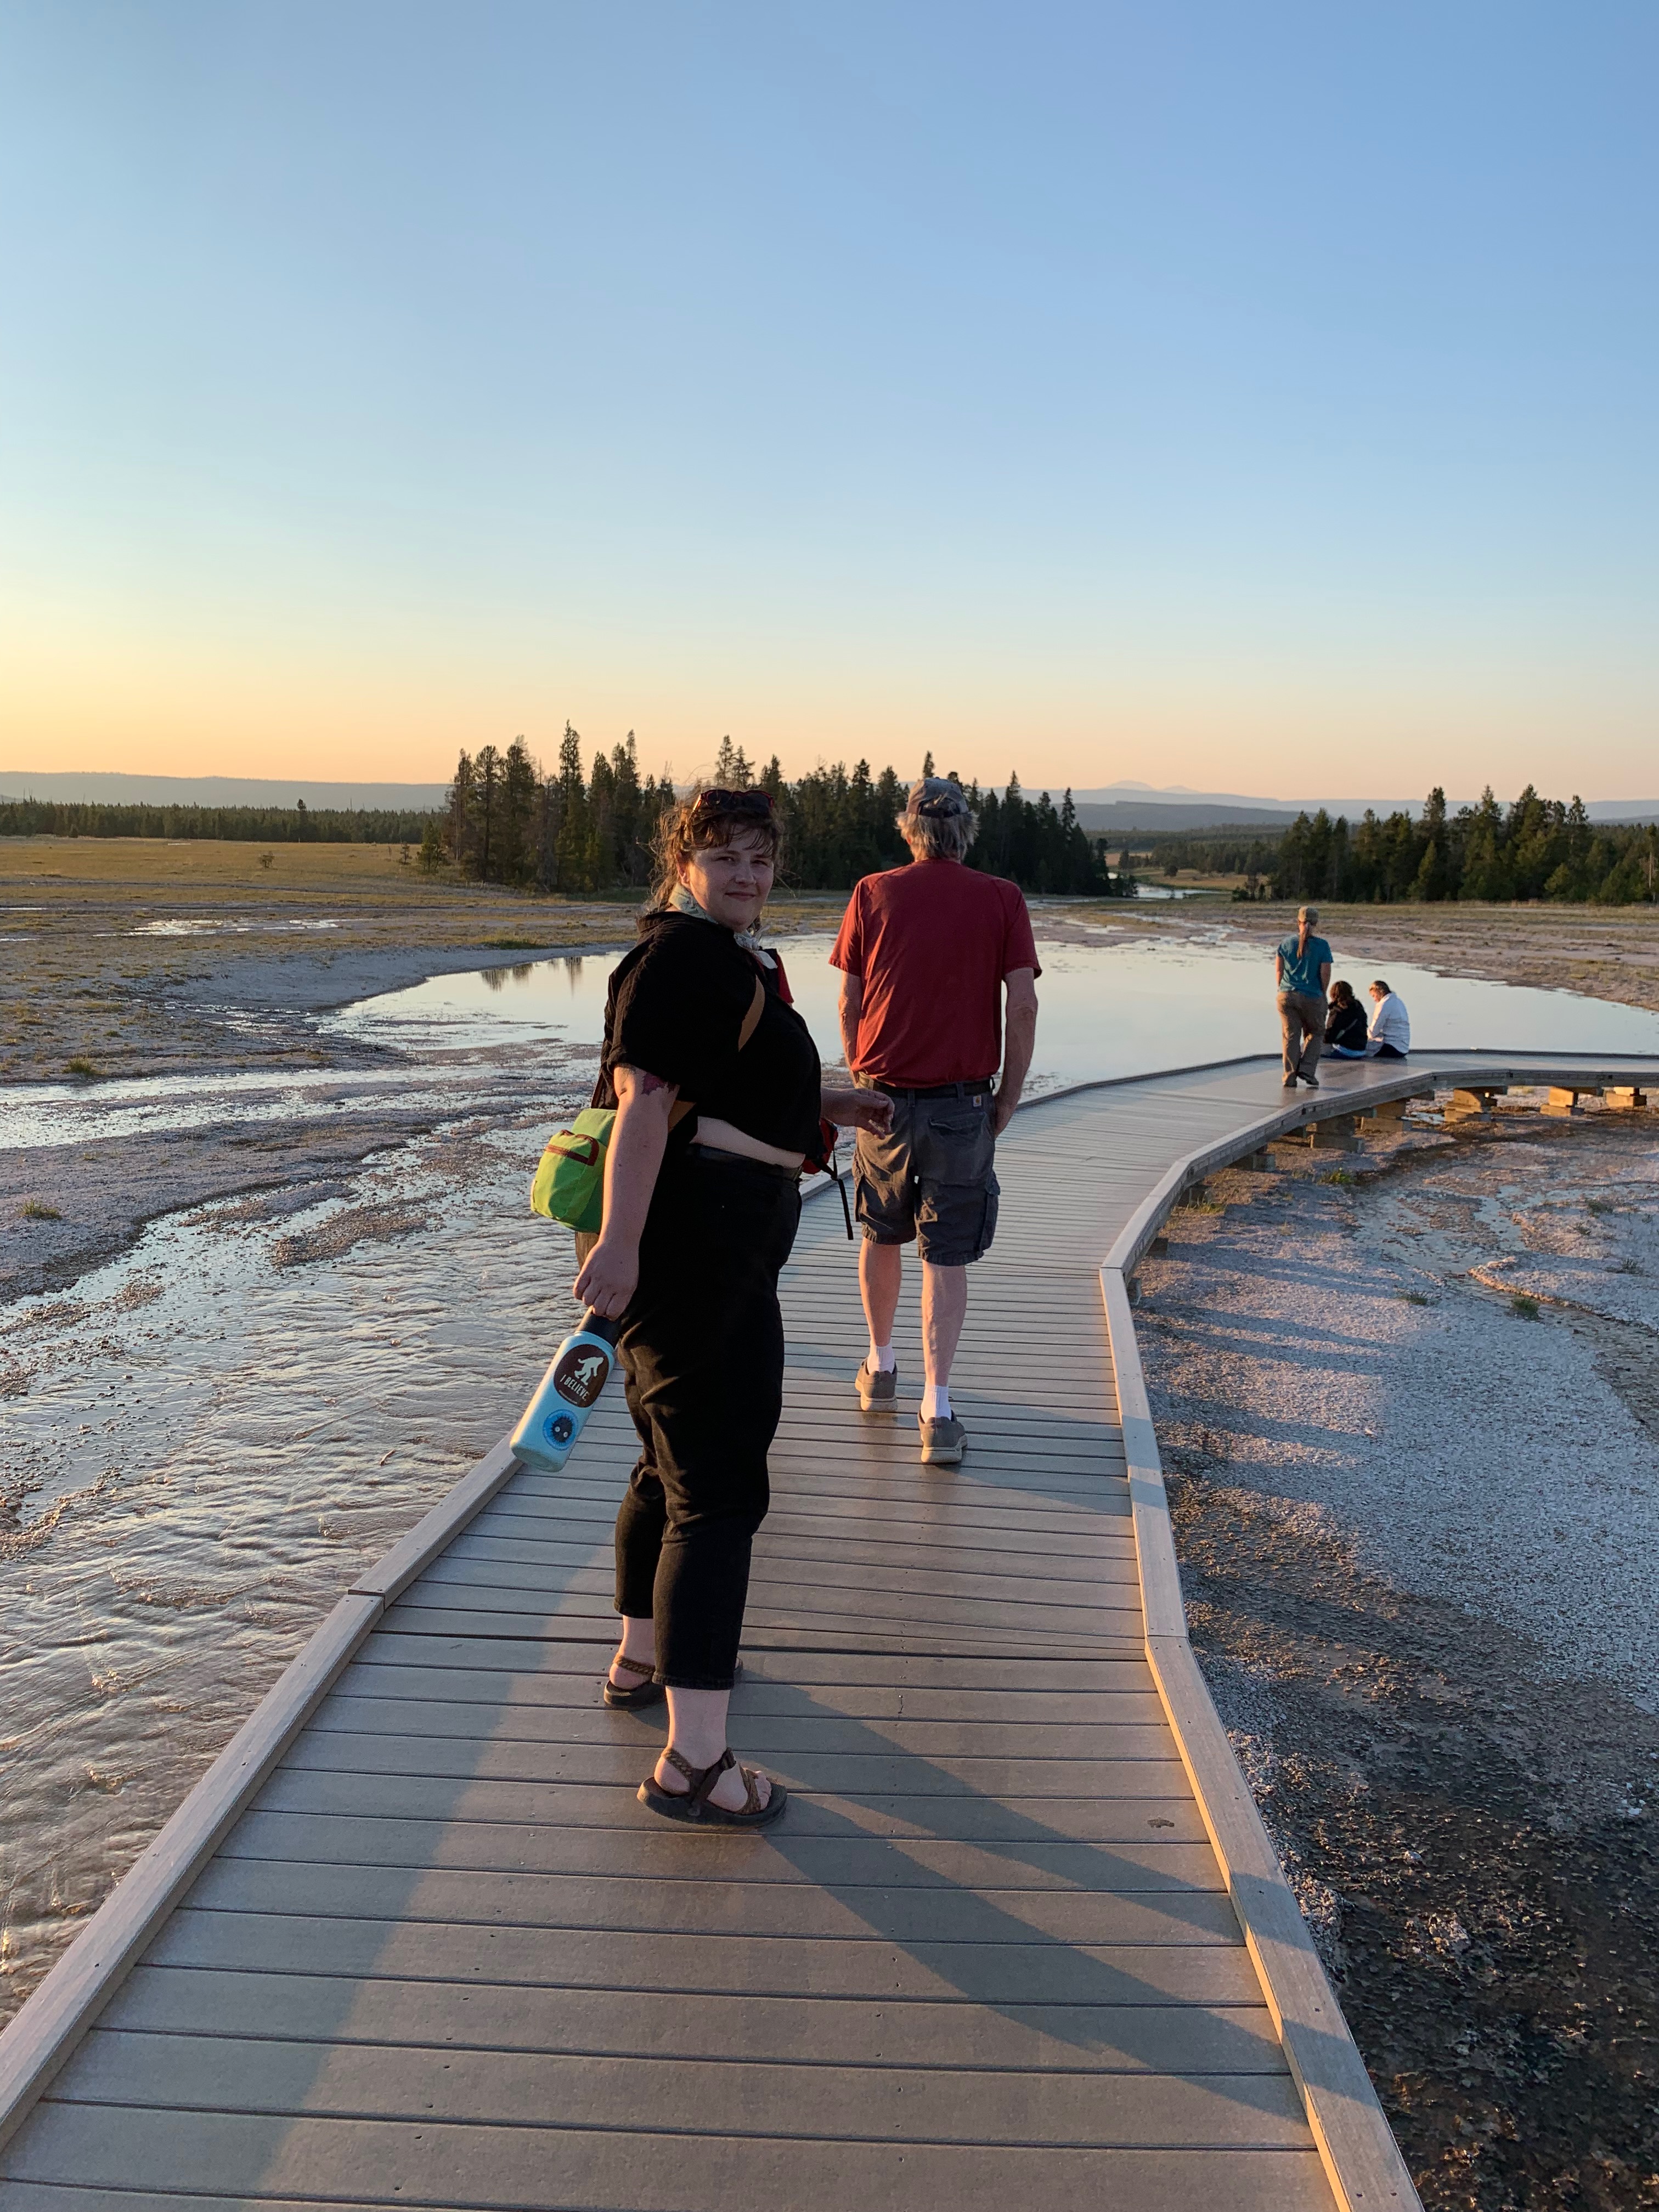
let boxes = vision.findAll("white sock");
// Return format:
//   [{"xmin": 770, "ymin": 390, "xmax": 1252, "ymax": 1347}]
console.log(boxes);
[
  {"xmin": 922, "ymin": 1382, "xmax": 951, "ymax": 1421},
  {"xmin": 870, "ymin": 1342, "xmax": 895, "ymax": 1372}
]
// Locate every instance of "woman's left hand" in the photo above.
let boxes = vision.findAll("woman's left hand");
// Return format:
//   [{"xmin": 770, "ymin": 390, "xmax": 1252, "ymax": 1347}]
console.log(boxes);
[{"xmin": 821, "ymin": 1084, "xmax": 893, "ymax": 1135}]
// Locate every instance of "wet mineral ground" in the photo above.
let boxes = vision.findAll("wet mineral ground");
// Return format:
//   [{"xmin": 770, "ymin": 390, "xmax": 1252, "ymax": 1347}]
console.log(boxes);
[{"xmin": 1139, "ymin": 1109, "xmax": 1659, "ymax": 2209}]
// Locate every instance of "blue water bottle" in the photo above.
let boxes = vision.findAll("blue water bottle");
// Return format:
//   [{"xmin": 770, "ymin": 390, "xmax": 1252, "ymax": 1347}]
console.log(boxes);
[{"xmin": 510, "ymin": 1311, "xmax": 620, "ymax": 1471}]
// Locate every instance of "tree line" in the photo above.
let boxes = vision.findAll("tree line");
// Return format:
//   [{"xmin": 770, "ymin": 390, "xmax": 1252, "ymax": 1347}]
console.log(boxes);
[
  {"xmin": 438, "ymin": 732, "xmax": 1126, "ymax": 896},
  {"xmin": 1135, "ymin": 787, "xmax": 1659, "ymax": 905},
  {"xmin": 1267, "ymin": 787, "xmax": 1658, "ymax": 905},
  {"xmin": 0, "ymin": 797, "xmax": 437, "ymax": 843}
]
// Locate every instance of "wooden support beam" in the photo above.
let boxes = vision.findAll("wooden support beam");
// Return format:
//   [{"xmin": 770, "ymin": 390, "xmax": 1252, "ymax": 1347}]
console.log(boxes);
[
  {"xmin": 1446, "ymin": 1086, "xmax": 1504, "ymax": 1120},
  {"xmin": 1605, "ymin": 1086, "xmax": 1649, "ymax": 1111},
  {"xmin": 1308, "ymin": 1115, "xmax": 1359, "ymax": 1151},
  {"xmin": 1542, "ymin": 1086, "xmax": 1590, "ymax": 1118}
]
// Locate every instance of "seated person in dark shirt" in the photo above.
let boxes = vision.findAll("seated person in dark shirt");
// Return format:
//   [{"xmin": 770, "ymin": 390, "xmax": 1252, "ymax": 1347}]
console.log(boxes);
[{"xmin": 1324, "ymin": 979, "xmax": 1370, "ymax": 1057}]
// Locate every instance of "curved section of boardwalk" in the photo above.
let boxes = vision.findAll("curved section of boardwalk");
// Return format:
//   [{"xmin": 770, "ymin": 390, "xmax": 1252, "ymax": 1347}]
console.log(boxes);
[{"xmin": 4, "ymin": 1049, "xmax": 1656, "ymax": 2210}]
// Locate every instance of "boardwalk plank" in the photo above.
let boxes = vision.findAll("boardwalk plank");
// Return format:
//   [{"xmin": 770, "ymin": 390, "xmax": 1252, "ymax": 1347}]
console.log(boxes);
[
  {"xmin": 327, "ymin": 1663, "xmax": 1165, "ymax": 1719},
  {"xmin": 57, "ymin": 2029, "xmax": 1311, "ymax": 2146},
  {"xmin": 308, "ymin": 1698, "xmax": 1178, "ymax": 1758},
  {"xmin": 184, "ymin": 1860, "xmax": 1245, "ymax": 1945},
  {"xmin": 280, "ymin": 1733, "xmax": 1188, "ymax": 1799},
  {"xmin": 251, "ymin": 1767, "xmax": 1214, "ymax": 1841},
  {"xmin": 215, "ymin": 1813, "xmax": 1224, "ymax": 1891},
  {"xmin": 100, "ymin": 1965, "xmax": 1292, "ymax": 2070},
  {"xmin": 5, "ymin": 2108, "xmax": 1334, "ymax": 2211},
  {"xmin": 146, "ymin": 1909, "xmax": 1265, "ymax": 2006}
]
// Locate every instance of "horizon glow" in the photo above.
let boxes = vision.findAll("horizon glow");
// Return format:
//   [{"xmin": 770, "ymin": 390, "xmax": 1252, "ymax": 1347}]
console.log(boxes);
[{"xmin": 2, "ymin": 3, "xmax": 1655, "ymax": 799}]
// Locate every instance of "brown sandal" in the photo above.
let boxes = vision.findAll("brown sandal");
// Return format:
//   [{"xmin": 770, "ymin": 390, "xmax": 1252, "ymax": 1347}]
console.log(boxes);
[
  {"xmin": 603, "ymin": 1654, "xmax": 664, "ymax": 1710},
  {"xmin": 639, "ymin": 1745, "xmax": 786, "ymax": 1827}
]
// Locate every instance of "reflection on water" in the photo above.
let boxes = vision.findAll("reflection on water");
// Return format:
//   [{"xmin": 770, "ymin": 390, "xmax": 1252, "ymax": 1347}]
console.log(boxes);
[{"xmin": 325, "ymin": 929, "xmax": 1659, "ymax": 1084}]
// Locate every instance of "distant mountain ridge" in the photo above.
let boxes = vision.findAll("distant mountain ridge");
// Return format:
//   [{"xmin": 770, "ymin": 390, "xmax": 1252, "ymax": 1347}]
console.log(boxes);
[
  {"xmin": 1059, "ymin": 785, "xmax": 1659, "ymax": 828},
  {"xmin": 0, "ymin": 771, "xmax": 451, "ymax": 809},
  {"xmin": 3, "ymin": 769, "xmax": 1654, "ymax": 829}
]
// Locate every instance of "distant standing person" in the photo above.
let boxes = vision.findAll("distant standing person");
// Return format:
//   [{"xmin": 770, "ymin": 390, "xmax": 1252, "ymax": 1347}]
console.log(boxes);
[
  {"xmin": 830, "ymin": 777, "xmax": 1040, "ymax": 1466},
  {"xmin": 1276, "ymin": 904, "xmax": 1333, "ymax": 1088},
  {"xmin": 1365, "ymin": 979, "xmax": 1410, "ymax": 1059}
]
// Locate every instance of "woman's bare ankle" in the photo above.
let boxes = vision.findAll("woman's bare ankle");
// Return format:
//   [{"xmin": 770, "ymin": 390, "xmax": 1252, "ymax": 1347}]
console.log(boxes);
[{"xmin": 611, "ymin": 1616, "xmax": 655, "ymax": 1682}]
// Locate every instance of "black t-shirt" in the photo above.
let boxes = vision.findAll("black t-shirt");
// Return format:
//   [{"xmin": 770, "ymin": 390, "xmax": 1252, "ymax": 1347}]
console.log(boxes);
[
  {"xmin": 598, "ymin": 912, "xmax": 822, "ymax": 1157},
  {"xmin": 1325, "ymin": 998, "xmax": 1368, "ymax": 1051}
]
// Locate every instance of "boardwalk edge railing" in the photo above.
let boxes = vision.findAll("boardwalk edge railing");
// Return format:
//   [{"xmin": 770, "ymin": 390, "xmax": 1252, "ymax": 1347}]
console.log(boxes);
[
  {"xmin": 1101, "ymin": 1265, "xmax": 1421, "ymax": 2210},
  {"xmin": 0, "ymin": 1435, "xmax": 523, "ymax": 2152}
]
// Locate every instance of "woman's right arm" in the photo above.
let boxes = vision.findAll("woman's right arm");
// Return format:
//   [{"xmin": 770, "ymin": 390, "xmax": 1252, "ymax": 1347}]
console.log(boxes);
[{"xmin": 572, "ymin": 1062, "xmax": 678, "ymax": 1318}]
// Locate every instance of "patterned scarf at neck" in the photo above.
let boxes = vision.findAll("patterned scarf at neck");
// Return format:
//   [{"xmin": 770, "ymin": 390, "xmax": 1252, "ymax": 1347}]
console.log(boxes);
[{"xmin": 669, "ymin": 884, "xmax": 776, "ymax": 968}]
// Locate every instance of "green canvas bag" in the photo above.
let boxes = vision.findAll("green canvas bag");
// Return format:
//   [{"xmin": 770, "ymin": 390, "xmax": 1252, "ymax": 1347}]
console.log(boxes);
[
  {"xmin": 531, "ymin": 975, "xmax": 766, "ymax": 1235},
  {"xmin": 530, "ymin": 1107, "xmax": 617, "ymax": 1234}
]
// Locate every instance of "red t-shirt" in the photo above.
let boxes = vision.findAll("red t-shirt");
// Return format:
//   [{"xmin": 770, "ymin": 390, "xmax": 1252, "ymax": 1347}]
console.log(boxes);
[{"xmin": 830, "ymin": 859, "xmax": 1041, "ymax": 1086}]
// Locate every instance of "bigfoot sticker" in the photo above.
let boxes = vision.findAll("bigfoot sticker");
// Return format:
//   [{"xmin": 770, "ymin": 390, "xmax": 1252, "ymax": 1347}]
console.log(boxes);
[{"xmin": 553, "ymin": 1343, "xmax": 611, "ymax": 1408}]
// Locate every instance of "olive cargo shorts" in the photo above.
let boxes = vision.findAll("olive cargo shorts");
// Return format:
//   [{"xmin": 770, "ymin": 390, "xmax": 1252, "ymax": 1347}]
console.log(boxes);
[{"xmin": 853, "ymin": 1082, "xmax": 1000, "ymax": 1266}]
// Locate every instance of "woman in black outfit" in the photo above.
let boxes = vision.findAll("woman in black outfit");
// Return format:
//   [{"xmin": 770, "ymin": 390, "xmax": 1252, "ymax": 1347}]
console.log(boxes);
[
  {"xmin": 574, "ymin": 788, "xmax": 889, "ymax": 1827},
  {"xmin": 1324, "ymin": 979, "xmax": 1369, "ymax": 1058}
]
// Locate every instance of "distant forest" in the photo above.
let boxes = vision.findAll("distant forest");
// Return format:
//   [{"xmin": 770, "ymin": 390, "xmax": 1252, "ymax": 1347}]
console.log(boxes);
[
  {"xmin": 1155, "ymin": 787, "xmax": 1659, "ymax": 906},
  {"xmin": 0, "ymin": 797, "xmax": 436, "ymax": 843},
  {"xmin": 10, "ymin": 767, "xmax": 1655, "ymax": 906},
  {"xmin": 438, "ymin": 729, "xmax": 1123, "ymax": 896}
]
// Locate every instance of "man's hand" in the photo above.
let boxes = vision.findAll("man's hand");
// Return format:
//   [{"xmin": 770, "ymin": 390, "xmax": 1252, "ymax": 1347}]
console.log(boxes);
[
  {"xmin": 573, "ymin": 1234, "xmax": 639, "ymax": 1319},
  {"xmin": 821, "ymin": 1083, "xmax": 893, "ymax": 1135}
]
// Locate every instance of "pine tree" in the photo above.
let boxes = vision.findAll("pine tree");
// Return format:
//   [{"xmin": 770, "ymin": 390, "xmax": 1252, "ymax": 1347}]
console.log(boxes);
[
  {"xmin": 554, "ymin": 724, "xmax": 588, "ymax": 890},
  {"xmin": 445, "ymin": 752, "xmax": 475, "ymax": 870}
]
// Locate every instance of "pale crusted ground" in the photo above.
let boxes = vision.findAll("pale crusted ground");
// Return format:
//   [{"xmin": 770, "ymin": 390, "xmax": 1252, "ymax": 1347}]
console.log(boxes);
[
  {"xmin": 0, "ymin": 834, "xmax": 843, "ymax": 1084},
  {"xmin": 1137, "ymin": 1108, "xmax": 1659, "ymax": 2211}
]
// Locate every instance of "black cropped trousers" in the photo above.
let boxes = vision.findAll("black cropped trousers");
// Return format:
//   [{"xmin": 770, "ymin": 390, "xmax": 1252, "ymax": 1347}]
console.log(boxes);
[{"xmin": 613, "ymin": 1149, "xmax": 801, "ymax": 1689}]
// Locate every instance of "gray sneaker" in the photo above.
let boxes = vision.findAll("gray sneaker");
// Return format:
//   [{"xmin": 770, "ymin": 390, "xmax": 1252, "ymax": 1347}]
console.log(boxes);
[
  {"xmin": 856, "ymin": 1358, "xmax": 898, "ymax": 1412},
  {"xmin": 918, "ymin": 1414, "xmax": 966, "ymax": 1466}
]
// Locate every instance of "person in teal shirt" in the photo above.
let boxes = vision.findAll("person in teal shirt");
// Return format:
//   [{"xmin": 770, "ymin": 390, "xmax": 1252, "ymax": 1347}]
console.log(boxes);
[{"xmin": 1274, "ymin": 906, "xmax": 1333, "ymax": 1087}]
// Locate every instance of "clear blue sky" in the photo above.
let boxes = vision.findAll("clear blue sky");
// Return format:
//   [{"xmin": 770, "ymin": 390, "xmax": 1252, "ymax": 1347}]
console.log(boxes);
[{"xmin": 2, "ymin": 1, "xmax": 1655, "ymax": 795}]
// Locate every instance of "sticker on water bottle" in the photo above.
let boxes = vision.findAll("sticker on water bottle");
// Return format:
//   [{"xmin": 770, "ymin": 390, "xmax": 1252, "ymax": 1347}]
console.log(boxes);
[
  {"xmin": 552, "ymin": 1342, "xmax": 610, "ymax": 1408},
  {"xmin": 545, "ymin": 1412, "xmax": 577, "ymax": 1447}
]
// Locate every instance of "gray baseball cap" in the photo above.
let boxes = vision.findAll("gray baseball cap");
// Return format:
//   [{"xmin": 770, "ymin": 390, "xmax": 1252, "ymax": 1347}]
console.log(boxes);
[{"xmin": 906, "ymin": 775, "xmax": 970, "ymax": 819}]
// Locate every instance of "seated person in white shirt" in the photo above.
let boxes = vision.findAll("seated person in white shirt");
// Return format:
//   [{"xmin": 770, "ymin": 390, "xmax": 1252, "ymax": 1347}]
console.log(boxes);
[{"xmin": 1365, "ymin": 979, "xmax": 1410, "ymax": 1059}]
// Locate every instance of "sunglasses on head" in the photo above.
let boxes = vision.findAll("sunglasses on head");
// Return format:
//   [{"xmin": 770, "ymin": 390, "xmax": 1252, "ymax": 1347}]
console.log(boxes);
[{"xmin": 691, "ymin": 787, "xmax": 774, "ymax": 818}]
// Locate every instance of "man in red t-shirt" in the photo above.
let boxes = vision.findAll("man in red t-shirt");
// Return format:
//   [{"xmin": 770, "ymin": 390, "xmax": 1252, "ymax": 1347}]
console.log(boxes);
[{"xmin": 829, "ymin": 777, "xmax": 1040, "ymax": 1465}]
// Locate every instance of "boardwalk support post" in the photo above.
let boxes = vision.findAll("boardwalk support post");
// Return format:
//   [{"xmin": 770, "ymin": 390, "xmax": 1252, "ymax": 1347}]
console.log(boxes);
[
  {"xmin": 1308, "ymin": 1115, "xmax": 1359, "ymax": 1151},
  {"xmin": 1542, "ymin": 1086, "xmax": 1591, "ymax": 1116},
  {"xmin": 1446, "ymin": 1086, "xmax": 1504, "ymax": 1120}
]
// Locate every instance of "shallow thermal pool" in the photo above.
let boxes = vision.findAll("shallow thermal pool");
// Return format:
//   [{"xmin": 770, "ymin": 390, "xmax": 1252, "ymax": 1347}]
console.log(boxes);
[{"xmin": 323, "ymin": 926, "xmax": 1659, "ymax": 1078}]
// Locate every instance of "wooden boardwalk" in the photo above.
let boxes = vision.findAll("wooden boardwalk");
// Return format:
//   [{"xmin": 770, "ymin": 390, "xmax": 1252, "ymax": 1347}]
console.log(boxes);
[{"xmin": 4, "ymin": 1048, "xmax": 1656, "ymax": 2210}]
